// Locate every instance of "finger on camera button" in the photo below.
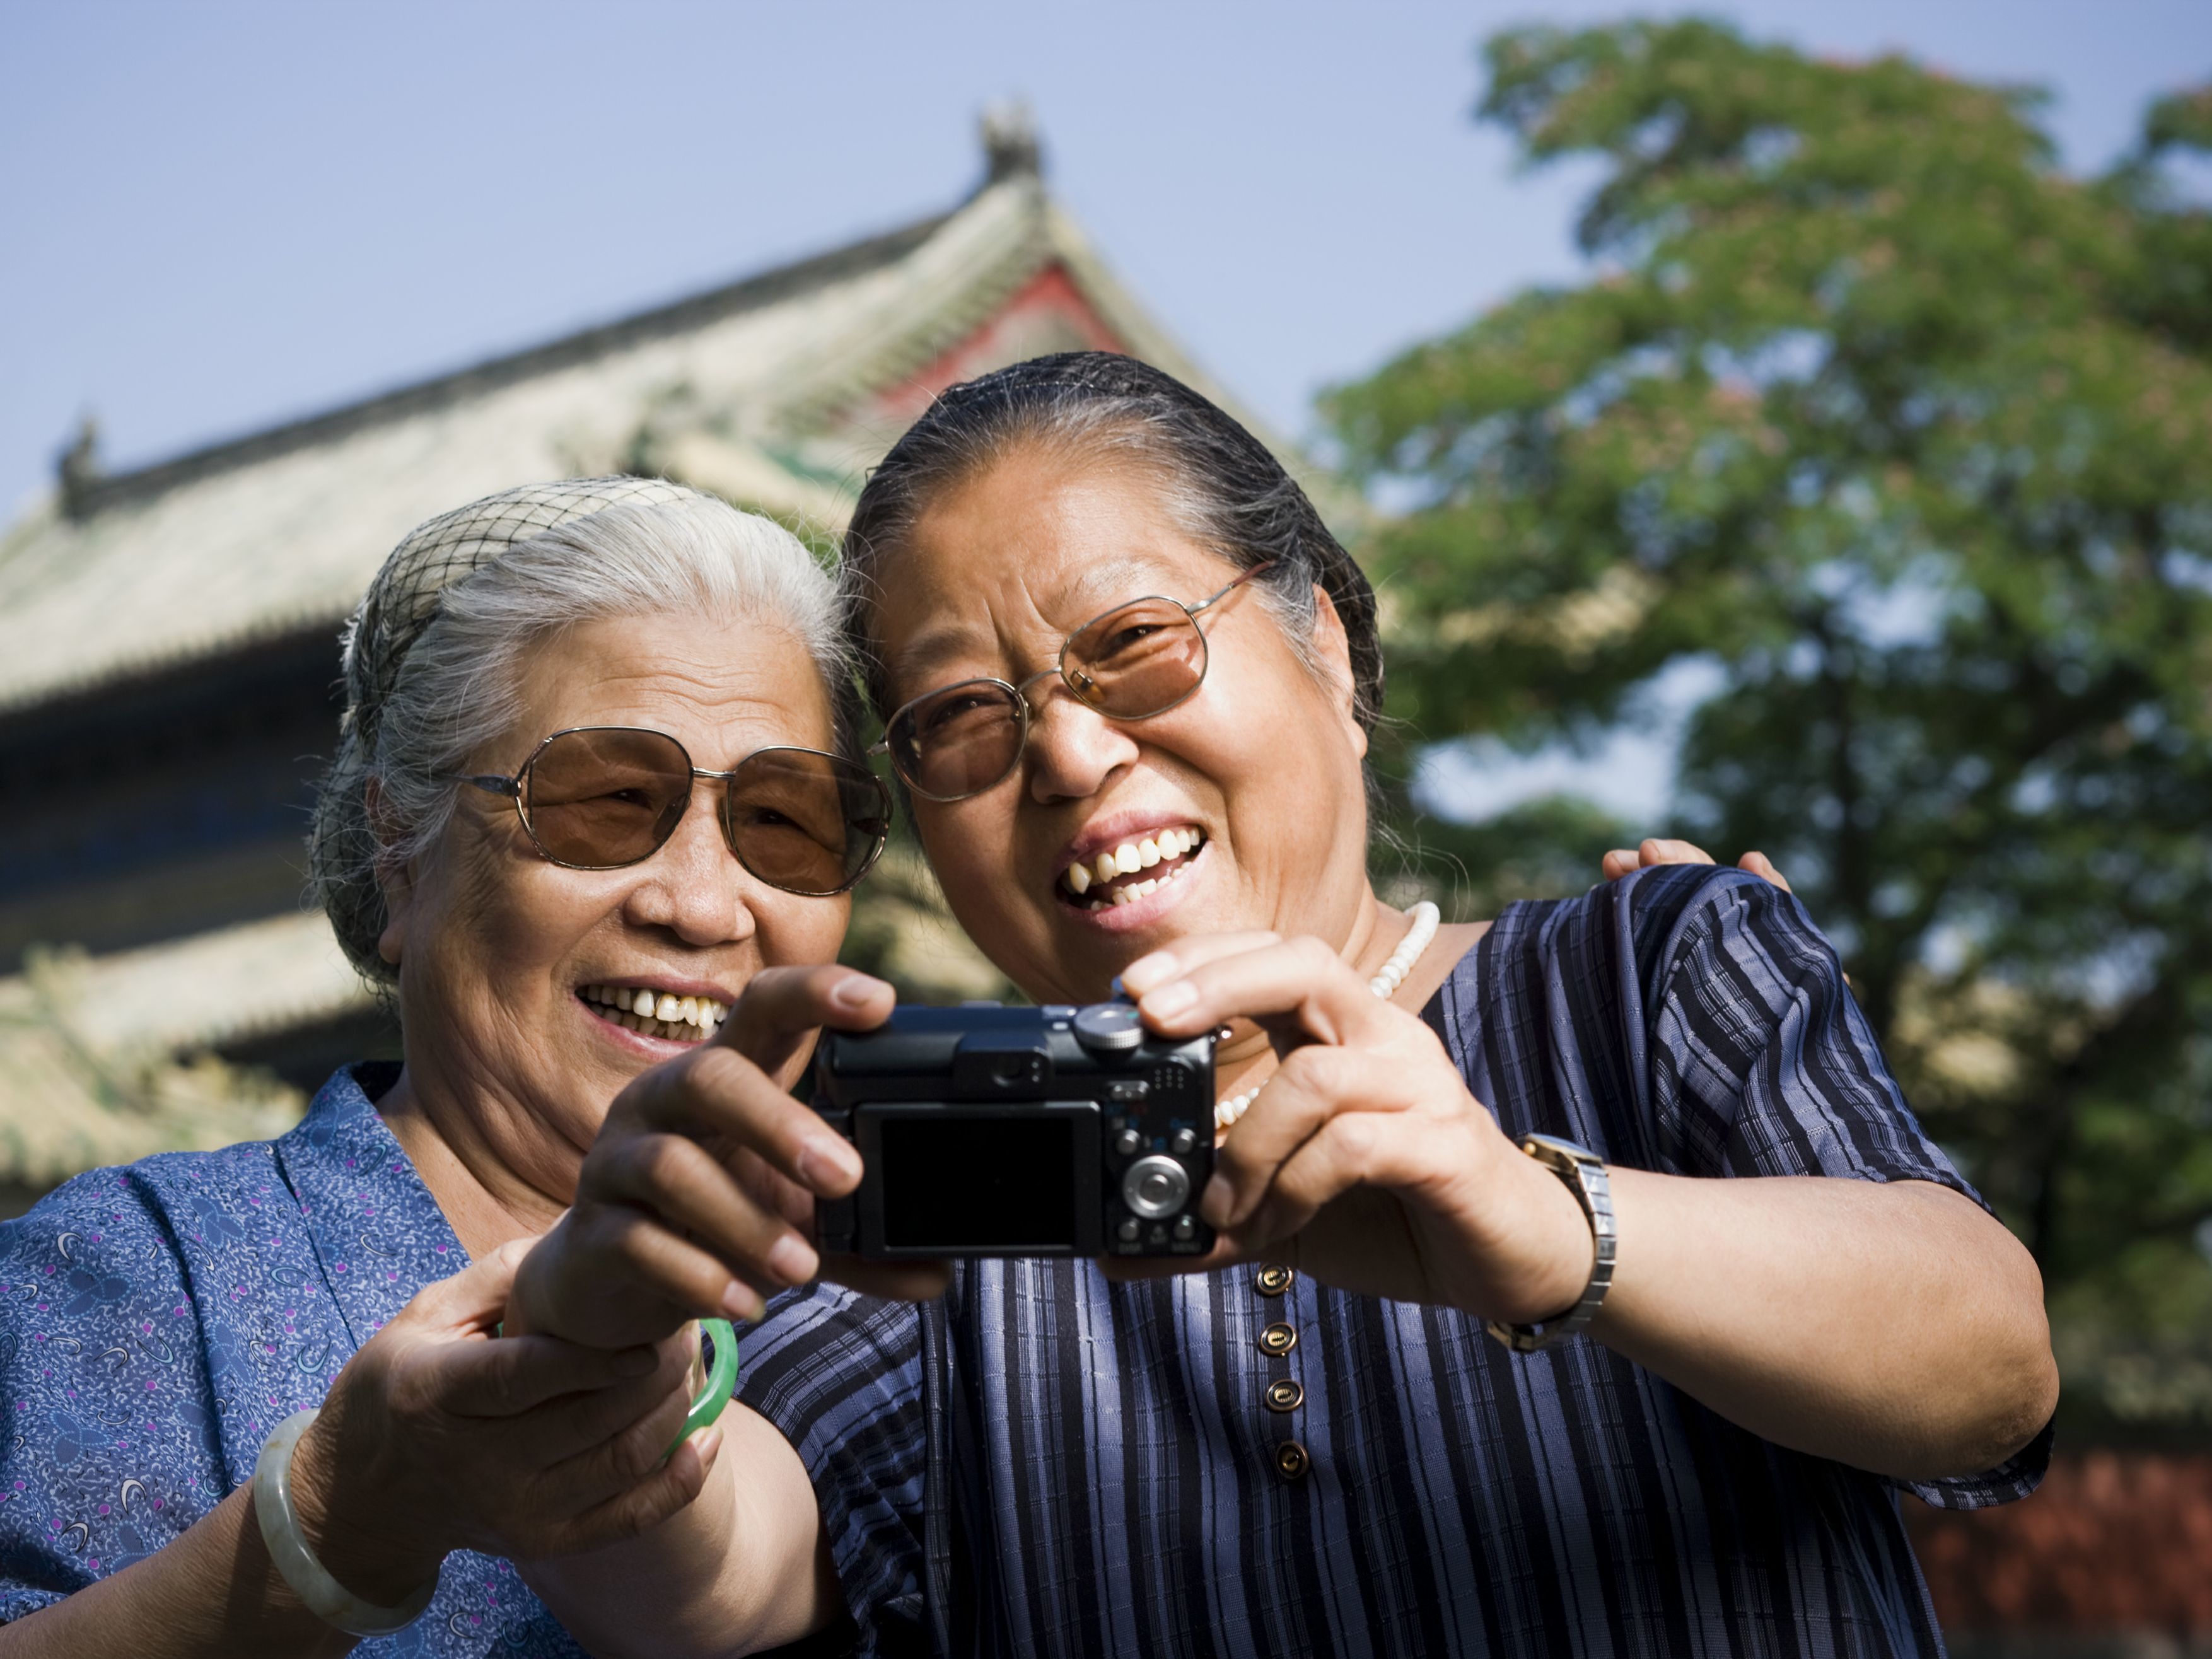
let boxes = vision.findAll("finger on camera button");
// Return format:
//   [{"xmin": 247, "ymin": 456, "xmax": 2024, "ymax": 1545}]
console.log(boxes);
[{"xmin": 1121, "ymin": 932, "xmax": 1282, "ymax": 996}]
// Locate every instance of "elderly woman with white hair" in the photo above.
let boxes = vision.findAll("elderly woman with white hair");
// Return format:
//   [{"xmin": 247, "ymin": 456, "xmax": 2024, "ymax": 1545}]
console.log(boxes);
[{"xmin": 0, "ymin": 479, "xmax": 897, "ymax": 1655}]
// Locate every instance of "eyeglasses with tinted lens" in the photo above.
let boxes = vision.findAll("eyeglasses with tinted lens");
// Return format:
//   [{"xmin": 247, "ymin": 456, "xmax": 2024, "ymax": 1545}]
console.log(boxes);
[
  {"xmin": 460, "ymin": 726, "xmax": 890, "ymax": 897},
  {"xmin": 874, "ymin": 562, "xmax": 1277, "ymax": 803}
]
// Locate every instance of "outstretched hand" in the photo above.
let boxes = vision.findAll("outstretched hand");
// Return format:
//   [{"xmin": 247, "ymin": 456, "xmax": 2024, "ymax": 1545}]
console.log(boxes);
[
  {"xmin": 1602, "ymin": 836, "xmax": 1791, "ymax": 891},
  {"xmin": 509, "ymin": 965, "xmax": 948, "ymax": 1354},
  {"xmin": 288, "ymin": 1240, "xmax": 711, "ymax": 1604}
]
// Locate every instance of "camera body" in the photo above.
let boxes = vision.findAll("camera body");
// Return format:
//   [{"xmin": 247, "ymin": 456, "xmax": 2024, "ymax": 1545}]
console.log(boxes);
[{"xmin": 811, "ymin": 1001, "xmax": 1216, "ymax": 1259}]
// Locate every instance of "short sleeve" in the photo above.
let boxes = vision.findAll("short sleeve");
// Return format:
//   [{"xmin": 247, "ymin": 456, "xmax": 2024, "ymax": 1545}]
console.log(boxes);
[
  {"xmin": 1645, "ymin": 868, "xmax": 1974, "ymax": 1195},
  {"xmin": 0, "ymin": 1170, "xmax": 229, "ymax": 1624},
  {"xmin": 737, "ymin": 1283, "xmax": 930, "ymax": 1658},
  {"xmin": 1639, "ymin": 866, "xmax": 2051, "ymax": 1506}
]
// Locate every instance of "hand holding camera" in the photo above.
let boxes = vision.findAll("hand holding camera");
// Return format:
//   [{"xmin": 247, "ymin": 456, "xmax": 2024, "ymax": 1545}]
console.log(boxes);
[{"xmin": 508, "ymin": 965, "xmax": 949, "ymax": 1353}]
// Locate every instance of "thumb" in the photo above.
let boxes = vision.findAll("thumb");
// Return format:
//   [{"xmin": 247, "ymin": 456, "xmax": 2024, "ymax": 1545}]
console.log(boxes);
[
  {"xmin": 716, "ymin": 963, "xmax": 894, "ymax": 1088},
  {"xmin": 402, "ymin": 1235, "xmax": 542, "ymax": 1336}
]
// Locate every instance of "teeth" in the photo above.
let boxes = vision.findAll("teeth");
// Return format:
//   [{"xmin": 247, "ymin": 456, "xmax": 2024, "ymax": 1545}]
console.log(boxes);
[
  {"xmin": 579, "ymin": 986, "xmax": 727, "ymax": 1037},
  {"xmin": 1060, "ymin": 827, "xmax": 1208, "ymax": 902}
]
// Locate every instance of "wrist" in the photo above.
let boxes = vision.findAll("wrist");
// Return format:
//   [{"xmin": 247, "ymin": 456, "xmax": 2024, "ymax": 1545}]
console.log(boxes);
[
  {"xmin": 286, "ymin": 1414, "xmax": 446, "ymax": 1607},
  {"xmin": 1484, "ymin": 1138, "xmax": 1601, "ymax": 1325}
]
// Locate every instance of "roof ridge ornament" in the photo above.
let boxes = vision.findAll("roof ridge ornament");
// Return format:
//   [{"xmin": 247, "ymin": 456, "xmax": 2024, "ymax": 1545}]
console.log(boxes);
[
  {"xmin": 981, "ymin": 98, "xmax": 1042, "ymax": 184},
  {"xmin": 57, "ymin": 414, "xmax": 102, "ymax": 520}
]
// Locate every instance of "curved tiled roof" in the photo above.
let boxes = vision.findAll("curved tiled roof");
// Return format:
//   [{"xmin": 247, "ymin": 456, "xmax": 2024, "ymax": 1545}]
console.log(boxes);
[{"xmin": 0, "ymin": 170, "xmax": 1262, "ymax": 715}]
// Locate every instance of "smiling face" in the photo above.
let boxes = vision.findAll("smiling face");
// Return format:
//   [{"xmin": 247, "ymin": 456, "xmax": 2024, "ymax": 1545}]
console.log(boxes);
[
  {"xmin": 378, "ymin": 609, "xmax": 851, "ymax": 1165},
  {"xmin": 871, "ymin": 444, "xmax": 1374, "ymax": 1003}
]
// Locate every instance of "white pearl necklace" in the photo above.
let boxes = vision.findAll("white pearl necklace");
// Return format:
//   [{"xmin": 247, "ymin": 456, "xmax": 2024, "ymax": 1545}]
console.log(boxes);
[{"xmin": 1213, "ymin": 901, "xmax": 1441, "ymax": 1138}]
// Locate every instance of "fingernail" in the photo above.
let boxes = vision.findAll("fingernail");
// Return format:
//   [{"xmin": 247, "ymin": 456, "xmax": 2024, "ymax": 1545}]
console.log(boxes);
[
  {"xmin": 1121, "ymin": 952, "xmax": 1175, "ymax": 994},
  {"xmin": 1141, "ymin": 981, "xmax": 1197, "ymax": 1019},
  {"xmin": 767, "ymin": 1233, "xmax": 820, "ymax": 1286},
  {"xmin": 721, "ymin": 1281, "xmax": 764, "ymax": 1322},
  {"xmin": 687, "ymin": 1425, "xmax": 724, "ymax": 1464},
  {"xmin": 830, "ymin": 975, "xmax": 885, "ymax": 1011},
  {"xmin": 1200, "ymin": 1173, "xmax": 1234, "ymax": 1225},
  {"xmin": 797, "ymin": 1139, "xmax": 860, "ymax": 1193},
  {"xmin": 615, "ymin": 1347, "xmax": 656, "ymax": 1378}
]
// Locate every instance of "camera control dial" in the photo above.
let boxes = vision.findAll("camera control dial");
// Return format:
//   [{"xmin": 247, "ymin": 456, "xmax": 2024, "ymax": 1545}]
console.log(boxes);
[
  {"xmin": 1122, "ymin": 1155, "xmax": 1191, "ymax": 1220},
  {"xmin": 1073, "ymin": 1002, "xmax": 1145, "ymax": 1054}
]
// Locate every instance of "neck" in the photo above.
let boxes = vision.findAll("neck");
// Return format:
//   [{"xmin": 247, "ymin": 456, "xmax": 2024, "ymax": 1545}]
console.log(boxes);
[
  {"xmin": 374, "ymin": 1068, "xmax": 578, "ymax": 1260},
  {"xmin": 1213, "ymin": 887, "xmax": 1487, "ymax": 1094}
]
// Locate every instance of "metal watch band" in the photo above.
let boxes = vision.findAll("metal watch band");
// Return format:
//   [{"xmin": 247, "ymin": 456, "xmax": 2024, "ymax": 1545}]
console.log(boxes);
[{"xmin": 1484, "ymin": 1133, "xmax": 1617, "ymax": 1354}]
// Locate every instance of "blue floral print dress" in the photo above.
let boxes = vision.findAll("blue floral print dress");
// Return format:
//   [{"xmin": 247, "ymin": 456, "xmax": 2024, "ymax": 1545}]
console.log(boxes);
[{"xmin": 0, "ymin": 1062, "xmax": 586, "ymax": 1655}]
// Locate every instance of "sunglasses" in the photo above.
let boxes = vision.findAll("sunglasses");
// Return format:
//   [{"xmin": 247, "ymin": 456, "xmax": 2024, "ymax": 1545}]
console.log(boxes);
[
  {"xmin": 875, "ymin": 562, "xmax": 1276, "ymax": 802},
  {"xmin": 460, "ymin": 726, "xmax": 890, "ymax": 897}
]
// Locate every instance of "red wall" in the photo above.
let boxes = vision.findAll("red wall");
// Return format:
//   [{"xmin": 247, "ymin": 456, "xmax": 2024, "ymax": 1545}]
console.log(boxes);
[
  {"xmin": 871, "ymin": 262, "xmax": 1126, "ymax": 427},
  {"xmin": 1907, "ymin": 1452, "xmax": 2212, "ymax": 1638}
]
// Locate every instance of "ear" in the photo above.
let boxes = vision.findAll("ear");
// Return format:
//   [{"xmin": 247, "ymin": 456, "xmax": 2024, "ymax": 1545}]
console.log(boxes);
[
  {"xmin": 1308, "ymin": 584, "xmax": 1368, "ymax": 762},
  {"xmin": 366, "ymin": 777, "xmax": 414, "ymax": 967}
]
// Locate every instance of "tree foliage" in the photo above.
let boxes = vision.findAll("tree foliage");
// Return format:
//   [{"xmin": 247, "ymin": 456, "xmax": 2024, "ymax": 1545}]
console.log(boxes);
[{"xmin": 1327, "ymin": 21, "xmax": 2212, "ymax": 1439}]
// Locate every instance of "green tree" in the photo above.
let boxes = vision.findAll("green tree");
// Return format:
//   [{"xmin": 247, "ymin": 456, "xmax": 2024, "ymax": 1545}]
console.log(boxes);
[{"xmin": 1328, "ymin": 21, "xmax": 2212, "ymax": 1440}]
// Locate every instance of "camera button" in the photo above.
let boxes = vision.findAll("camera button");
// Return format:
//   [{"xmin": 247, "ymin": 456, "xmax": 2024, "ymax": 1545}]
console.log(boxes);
[
  {"xmin": 1117, "ymin": 1218, "xmax": 1141, "ymax": 1243},
  {"xmin": 1122, "ymin": 1155, "xmax": 1191, "ymax": 1219},
  {"xmin": 1113, "ymin": 1127, "xmax": 1143, "ymax": 1159},
  {"xmin": 1169, "ymin": 1127, "xmax": 1197, "ymax": 1156},
  {"xmin": 1173, "ymin": 1215, "xmax": 1197, "ymax": 1242}
]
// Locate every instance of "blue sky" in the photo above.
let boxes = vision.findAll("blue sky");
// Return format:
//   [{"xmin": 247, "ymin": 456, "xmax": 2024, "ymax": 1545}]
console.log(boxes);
[{"xmin": 4, "ymin": 0, "xmax": 2206, "ymax": 820}]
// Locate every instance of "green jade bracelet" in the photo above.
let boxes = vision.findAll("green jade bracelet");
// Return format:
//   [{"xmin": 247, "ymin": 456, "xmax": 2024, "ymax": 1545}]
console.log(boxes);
[
  {"xmin": 491, "ymin": 1316, "xmax": 737, "ymax": 1457},
  {"xmin": 677, "ymin": 1317, "xmax": 741, "ymax": 1455}
]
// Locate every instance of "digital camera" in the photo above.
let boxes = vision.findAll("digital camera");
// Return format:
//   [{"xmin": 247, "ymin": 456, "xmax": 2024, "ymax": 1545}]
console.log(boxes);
[{"xmin": 810, "ymin": 1002, "xmax": 1216, "ymax": 1259}]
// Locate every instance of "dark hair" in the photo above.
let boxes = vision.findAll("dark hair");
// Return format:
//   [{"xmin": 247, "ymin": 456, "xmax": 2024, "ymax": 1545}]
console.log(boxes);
[{"xmin": 840, "ymin": 351, "xmax": 1382, "ymax": 730}]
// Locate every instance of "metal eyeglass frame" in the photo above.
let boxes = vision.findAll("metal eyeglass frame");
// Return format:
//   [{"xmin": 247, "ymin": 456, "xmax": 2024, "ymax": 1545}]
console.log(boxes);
[
  {"xmin": 459, "ymin": 725, "xmax": 891, "ymax": 896},
  {"xmin": 871, "ymin": 561, "xmax": 1278, "ymax": 803}
]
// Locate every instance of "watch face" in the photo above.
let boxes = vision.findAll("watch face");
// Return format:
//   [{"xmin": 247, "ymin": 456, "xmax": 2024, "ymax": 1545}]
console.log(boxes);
[{"xmin": 1522, "ymin": 1132, "xmax": 1598, "ymax": 1167}]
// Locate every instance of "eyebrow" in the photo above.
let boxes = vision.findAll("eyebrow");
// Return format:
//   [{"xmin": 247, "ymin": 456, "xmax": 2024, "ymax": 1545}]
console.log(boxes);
[{"xmin": 885, "ymin": 558, "xmax": 1187, "ymax": 693}]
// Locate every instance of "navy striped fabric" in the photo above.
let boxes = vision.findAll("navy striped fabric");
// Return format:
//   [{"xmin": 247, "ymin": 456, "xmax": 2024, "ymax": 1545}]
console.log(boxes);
[{"xmin": 736, "ymin": 866, "xmax": 2049, "ymax": 1658}]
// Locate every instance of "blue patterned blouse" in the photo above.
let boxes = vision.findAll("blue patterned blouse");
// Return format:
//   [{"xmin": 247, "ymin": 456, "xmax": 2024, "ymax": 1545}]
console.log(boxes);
[{"xmin": 0, "ymin": 1062, "xmax": 590, "ymax": 1655}]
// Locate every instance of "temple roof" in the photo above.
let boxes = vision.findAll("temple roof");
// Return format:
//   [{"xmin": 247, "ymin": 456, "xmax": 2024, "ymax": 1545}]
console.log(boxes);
[
  {"xmin": 0, "ymin": 134, "xmax": 1271, "ymax": 1184},
  {"xmin": 0, "ymin": 150, "xmax": 1260, "ymax": 714}
]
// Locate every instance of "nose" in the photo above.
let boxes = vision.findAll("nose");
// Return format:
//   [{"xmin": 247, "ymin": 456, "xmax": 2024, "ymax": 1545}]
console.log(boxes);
[
  {"xmin": 1025, "ymin": 689, "xmax": 1141, "ymax": 804},
  {"xmin": 619, "ymin": 782, "xmax": 760, "ymax": 946}
]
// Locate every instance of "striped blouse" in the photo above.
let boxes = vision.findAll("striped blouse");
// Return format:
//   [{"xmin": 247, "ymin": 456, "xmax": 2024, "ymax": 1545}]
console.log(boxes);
[{"xmin": 736, "ymin": 864, "xmax": 2049, "ymax": 1658}]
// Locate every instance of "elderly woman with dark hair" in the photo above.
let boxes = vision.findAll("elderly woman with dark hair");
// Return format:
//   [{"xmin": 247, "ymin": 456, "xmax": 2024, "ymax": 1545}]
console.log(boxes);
[
  {"xmin": 508, "ymin": 354, "xmax": 2059, "ymax": 1658},
  {"xmin": 0, "ymin": 479, "xmax": 897, "ymax": 1655}
]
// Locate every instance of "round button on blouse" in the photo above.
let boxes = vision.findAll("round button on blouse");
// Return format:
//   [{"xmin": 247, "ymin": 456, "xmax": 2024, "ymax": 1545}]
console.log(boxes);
[
  {"xmin": 1264, "ymin": 1377, "xmax": 1305, "ymax": 1413},
  {"xmin": 1257, "ymin": 1322, "xmax": 1298, "ymax": 1358},
  {"xmin": 1274, "ymin": 1441, "xmax": 1310, "ymax": 1481},
  {"xmin": 1254, "ymin": 1264, "xmax": 1295, "ymax": 1296}
]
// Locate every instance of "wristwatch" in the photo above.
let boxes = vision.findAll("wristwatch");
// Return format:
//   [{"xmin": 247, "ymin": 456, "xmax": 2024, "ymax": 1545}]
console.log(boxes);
[{"xmin": 1484, "ymin": 1133, "xmax": 1616, "ymax": 1353}]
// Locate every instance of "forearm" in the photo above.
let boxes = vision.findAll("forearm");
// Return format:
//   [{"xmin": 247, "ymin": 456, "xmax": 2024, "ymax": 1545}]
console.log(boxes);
[
  {"xmin": 519, "ymin": 1404, "xmax": 835, "ymax": 1659},
  {"xmin": 1591, "ymin": 1172, "xmax": 2058, "ymax": 1479},
  {"xmin": 0, "ymin": 1484, "xmax": 355, "ymax": 1659}
]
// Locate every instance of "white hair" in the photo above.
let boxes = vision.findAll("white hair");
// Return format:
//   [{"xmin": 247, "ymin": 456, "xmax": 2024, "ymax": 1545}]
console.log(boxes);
[{"xmin": 308, "ymin": 494, "xmax": 852, "ymax": 986}]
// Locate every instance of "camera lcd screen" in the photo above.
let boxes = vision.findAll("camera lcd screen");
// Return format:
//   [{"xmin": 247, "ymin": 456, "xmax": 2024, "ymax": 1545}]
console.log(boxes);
[{"xmin": 878, "ymin": 1114, "xmax": 1078, "ymax": 1251}]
